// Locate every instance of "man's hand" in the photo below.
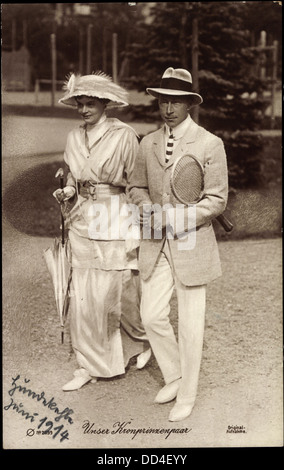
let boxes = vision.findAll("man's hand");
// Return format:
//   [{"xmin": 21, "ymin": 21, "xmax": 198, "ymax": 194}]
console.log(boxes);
[
  {"xmin": 150, "ymin": 208, "xmax": 168, "ymax": 231},
  {"xmin": 138, "ymin": 204, "xmax": 153, "ymax": 224},
  {"xmin": 138, "ymin": 204, "xmax": 170, "ymax": 232}
]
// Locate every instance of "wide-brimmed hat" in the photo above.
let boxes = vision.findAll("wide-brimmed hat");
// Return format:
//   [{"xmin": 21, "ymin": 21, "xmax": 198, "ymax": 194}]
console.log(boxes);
[
  {"xmin": 59, "ymin": 72, "xmax": 129, "ymax": 108},
  {"xmin": 146, "ymin": 67, "xmax": 203, "ymax": 106}
]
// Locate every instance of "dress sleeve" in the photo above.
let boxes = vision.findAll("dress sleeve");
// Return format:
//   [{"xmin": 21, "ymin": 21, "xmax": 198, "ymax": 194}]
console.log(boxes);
[
  {"xmin": 122, "ymin": 128, "xmax": 139, "ymax": 183},
  {"xmin": 63, "ymin": 131, "xmax": 76, "ymax": 188},
  {"xmin": 120, "ymin": 128, "xmax": 140, "ymax": 202}
]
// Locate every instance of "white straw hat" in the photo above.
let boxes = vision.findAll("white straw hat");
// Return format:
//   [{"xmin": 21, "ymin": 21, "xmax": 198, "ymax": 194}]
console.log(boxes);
[
  {"xmin": 146, "ymin": 67, "xmax": 203, "ymax": 106},
  {"xmin": 59, "ymin": 72, "xmax": 129, "ymax": 108}
]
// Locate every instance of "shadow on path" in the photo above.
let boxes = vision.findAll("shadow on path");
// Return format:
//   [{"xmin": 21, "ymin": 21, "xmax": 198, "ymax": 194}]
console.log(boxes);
[{"xmin": 2, "ymin": 161, "xmax": 67, "ymax": 238}]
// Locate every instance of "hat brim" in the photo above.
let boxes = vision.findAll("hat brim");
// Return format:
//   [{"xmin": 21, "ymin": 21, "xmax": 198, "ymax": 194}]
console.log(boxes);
[
  {"xmin": 58, "ymin": 92, "xmax": 128, "ymax": 108},
  {"xmin": 146, "ymin": 87, "xmax": 203, "ymax": 105}
]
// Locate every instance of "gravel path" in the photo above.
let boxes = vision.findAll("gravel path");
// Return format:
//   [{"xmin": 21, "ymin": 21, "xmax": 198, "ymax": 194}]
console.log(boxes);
[{"xmin": 2, "ymin": 114, "xmax": 282, "ymax": 450}]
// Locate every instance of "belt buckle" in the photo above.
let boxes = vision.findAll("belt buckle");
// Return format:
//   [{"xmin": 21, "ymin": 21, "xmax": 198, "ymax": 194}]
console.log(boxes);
[{"xmin": 88, "ymin": 180, "xmax": 97, "ymax": 200}]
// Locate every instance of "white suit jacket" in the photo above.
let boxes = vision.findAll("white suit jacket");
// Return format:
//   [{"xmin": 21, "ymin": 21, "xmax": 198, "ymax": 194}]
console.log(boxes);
[{"xmin": 129, "ymin": 118, "xmax": 228, "ymax": 286}]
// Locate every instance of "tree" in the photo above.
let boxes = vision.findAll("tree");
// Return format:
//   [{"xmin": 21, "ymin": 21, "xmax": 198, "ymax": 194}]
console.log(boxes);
[
  {"xmin": 127, "ymin": 1, "xmax": 281, "ymax": 189},
  {"xmin": 2, "ymin": 4, "xmax": 55, "ymax": 81},
  {"xmin": 127, "ymin": 3, "xmax": 190, "ymax": 89},
  {"xmin": 128, "ymin": 2, "xmax": 272, "ymax": 129},
  {"xmin": 1, "ymin": 3, "xmax": 143, "ymax": 82}
]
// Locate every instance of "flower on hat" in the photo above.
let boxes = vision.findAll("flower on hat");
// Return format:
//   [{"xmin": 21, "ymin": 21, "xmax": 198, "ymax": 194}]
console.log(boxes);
[
  {"xmin": 64, "ymin": 73, "xmax": 77, "ymax": 95},
  {"xmin": 59, "ymin": 71, "xmax": 129, "ymax": 108}
]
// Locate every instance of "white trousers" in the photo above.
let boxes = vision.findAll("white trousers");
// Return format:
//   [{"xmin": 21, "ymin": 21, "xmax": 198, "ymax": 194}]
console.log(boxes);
[{"xmin": 141, "ymin": 241, "xmax": 206, "ymax": 405}]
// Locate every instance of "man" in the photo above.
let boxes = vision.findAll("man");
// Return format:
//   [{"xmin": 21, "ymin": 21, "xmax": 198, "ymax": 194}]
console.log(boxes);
[{"xmin": 129, "ymin": 67, "xmax": 228, "ymax": 422}]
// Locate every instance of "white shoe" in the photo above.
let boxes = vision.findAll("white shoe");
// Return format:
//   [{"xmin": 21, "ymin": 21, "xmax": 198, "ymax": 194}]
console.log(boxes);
[
  {"xmin": 168, "ymin": 402, "xmax": 194, "ymax": 422},
  {"xmin": 62, "ymin": 369, "xmax": 94, "ymax": 391},
  {"xmin": 154, "ymin": 378, "xmax": 181, "ymax": 404},
  {"xmin": 136, "ymin": 348, "xmax": 152, "ymax": 369}
]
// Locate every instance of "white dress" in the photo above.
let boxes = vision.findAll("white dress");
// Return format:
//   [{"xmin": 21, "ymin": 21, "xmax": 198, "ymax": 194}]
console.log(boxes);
[{"xmin": 63, "ymin": 116, "xmax": 147, "ymax": 378}]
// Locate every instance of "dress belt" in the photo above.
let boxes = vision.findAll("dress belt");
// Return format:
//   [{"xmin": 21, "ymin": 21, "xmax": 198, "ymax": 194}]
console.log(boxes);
[{"xmin": 77, "ymin": 181, "xmax": 125, "ymax": 198}]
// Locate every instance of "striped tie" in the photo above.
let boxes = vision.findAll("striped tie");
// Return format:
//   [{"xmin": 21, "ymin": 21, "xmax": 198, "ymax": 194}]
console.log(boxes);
[{"xmin": 165, "ymin": 128, "xmax": 174, "ymax": 162}]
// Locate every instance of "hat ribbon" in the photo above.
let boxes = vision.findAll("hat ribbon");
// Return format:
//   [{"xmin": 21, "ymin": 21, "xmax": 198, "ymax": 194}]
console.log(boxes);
[{"xmin": 160, "ymin": 77, "xmax": 193, "ymax": 93}]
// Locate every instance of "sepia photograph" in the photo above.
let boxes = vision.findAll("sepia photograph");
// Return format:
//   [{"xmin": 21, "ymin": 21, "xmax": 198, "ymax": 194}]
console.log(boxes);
[{"xmin": 2, "ymin": 2, "xmax": 282, "ymax": 453}]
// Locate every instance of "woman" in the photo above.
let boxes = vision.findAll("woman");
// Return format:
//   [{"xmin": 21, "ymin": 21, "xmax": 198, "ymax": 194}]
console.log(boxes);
[{"xmin": 54, "ymin": 72, "xmax": 151, "ymax": 391}]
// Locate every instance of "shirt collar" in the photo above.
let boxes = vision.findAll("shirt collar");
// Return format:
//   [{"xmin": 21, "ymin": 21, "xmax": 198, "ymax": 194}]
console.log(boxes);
[{"xmin": 165, "ymin": 114, "xmax": 192, "ymax": 140}]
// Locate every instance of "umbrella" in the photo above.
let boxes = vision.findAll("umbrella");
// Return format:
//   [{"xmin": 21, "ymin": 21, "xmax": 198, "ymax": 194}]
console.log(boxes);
[{"xmin": 44, "ymin": 168, "xmax": 72, "ymax": 344}]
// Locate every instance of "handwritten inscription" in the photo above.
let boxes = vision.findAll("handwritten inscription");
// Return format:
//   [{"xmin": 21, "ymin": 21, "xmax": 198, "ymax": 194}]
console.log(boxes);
[{"xmin": 4, "ymin": 374, "xmax": 74, "ymax": 443}]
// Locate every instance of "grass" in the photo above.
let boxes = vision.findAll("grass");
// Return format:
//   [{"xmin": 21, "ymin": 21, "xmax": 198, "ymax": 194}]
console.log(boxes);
[
  {"xmin": 2, "ymin": 103, "xmax": 282, "ymax": 241},
  {"xmin": 2, "ymin": 159, "xmax": 282, "ymax": 241},
  {"xmin": 3, "ymin": 161, "xmax": 68, "ymax": 238}
]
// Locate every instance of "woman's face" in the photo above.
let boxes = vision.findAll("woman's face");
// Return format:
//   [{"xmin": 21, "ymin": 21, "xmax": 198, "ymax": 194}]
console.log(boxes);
[{"xmin": 76, "ymin": 96, "xmax": 106, "ymax": 127}]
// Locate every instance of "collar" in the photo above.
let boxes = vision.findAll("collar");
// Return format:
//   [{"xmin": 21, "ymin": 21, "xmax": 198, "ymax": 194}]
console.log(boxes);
[
  {"xmin": 81, "ymin": 113, "xmax": 108, "ymax": 150},
  {"xmin": 80, "ymin": 113, "xmax": 107, "ymax": 131},
  {"xmin": 164, "ymin": 114, "xmax": 192, "ymax": 140}
]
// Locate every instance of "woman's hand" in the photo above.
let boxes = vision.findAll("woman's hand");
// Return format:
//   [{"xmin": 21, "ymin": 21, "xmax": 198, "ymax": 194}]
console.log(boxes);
[{"xmin": 53, "ymin": 185, "xmax": 76, "ymax": 203}]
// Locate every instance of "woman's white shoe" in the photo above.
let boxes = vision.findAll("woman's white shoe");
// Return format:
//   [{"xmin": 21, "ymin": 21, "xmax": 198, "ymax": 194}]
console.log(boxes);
[
  {"xmin": 62, "ymin": 368, "xmax": 95, "ymax": 391},
  {"xmin": 136, "ymin": 348, "xmax": 152, "ymax": 369}
]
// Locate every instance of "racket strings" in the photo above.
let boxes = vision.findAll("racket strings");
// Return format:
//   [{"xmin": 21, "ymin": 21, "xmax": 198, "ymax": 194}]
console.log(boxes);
[{"xmin": 172, "ymin": 157, "xmax": 203, "ymax": 204}]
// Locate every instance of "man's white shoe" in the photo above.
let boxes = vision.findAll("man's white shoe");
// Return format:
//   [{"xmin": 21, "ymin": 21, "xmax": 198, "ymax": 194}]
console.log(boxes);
[
  {"xmin": 168, "ymin": 402, "xmax": 194, "ymax": 422},
  {"xmin": 62, "ymin": 368, "xmax": 94, "ymax": 391},
  {"xmin": 136, "ymin": 348, "xmax": 152, "ymax": 369},
  {"xmin": 154, "ymin": 379, "xmax": 181, "ymax": 404}
]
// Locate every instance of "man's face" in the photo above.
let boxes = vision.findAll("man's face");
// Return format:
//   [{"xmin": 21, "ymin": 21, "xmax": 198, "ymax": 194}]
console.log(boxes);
[{"xmin": 158, "ymin": 95, "xmax": 189, "ymax": 128}]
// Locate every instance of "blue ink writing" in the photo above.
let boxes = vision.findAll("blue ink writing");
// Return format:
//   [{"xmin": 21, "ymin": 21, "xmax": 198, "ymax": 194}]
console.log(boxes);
[
  {"xmin": 4, "ymin": 397, "xmax": 39, "ymax": 423},
  {"xmin": 4, "ymin": 374, "xmax": 73, "ymax": 443},
  {"xmin": 8, "ymin": 375, "xmax": 74, "ymax": 424}
]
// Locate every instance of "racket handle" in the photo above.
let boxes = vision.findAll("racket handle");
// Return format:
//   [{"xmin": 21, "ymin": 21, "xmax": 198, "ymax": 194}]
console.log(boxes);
[{"xmin": 216, "ymin": 214, "xmax": 234, "ymax": 232}]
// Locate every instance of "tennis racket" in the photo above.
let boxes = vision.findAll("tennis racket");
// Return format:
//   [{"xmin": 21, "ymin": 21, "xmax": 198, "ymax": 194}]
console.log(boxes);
[{"xmin": 170, "ymin": 154, "xmax": 233, "ymax": 232}]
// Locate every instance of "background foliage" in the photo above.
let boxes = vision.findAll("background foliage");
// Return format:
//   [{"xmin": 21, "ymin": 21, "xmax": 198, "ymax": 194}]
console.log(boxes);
[{"xmin": 2, "ymin": 2, "xmax": 282, "ymax": 190}]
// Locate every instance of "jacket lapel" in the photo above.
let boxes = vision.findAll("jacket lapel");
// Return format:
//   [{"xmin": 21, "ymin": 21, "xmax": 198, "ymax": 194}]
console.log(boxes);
[{"xmin": 152, "ymin": 127, "xmax": 166, "ymax": 167}]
